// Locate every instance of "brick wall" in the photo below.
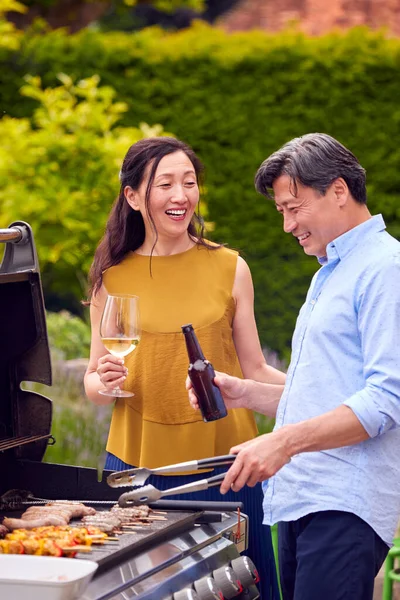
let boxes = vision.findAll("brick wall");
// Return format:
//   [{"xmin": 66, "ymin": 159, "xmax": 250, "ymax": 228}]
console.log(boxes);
[{"xmin": 219, "ymin": 0, "xmax": 400, "ymax": 36}]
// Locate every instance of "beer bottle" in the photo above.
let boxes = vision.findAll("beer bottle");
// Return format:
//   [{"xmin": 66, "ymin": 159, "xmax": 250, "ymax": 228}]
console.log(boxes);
[{"xmin": 182, "ymin": 323, "xmax": 227, "ymax": 422}]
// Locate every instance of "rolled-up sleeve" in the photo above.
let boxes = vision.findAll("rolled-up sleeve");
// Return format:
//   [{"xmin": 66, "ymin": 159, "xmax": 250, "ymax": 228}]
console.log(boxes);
[{"xmin": 343, "ymin": 252, "xmax": 400, "ymax": 437}]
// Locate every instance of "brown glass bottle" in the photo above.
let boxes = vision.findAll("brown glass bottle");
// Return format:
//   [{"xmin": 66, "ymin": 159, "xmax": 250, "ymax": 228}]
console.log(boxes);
[{"xmin": 182, "ymin": 323, "xmax": 227, "ymax": 422}]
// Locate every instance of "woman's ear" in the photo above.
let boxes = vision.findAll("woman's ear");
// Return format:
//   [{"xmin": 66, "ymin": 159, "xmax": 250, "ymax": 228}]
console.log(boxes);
[{"xmin": 124, "ymin": 186, "xmax": 140, "ymax": 211}]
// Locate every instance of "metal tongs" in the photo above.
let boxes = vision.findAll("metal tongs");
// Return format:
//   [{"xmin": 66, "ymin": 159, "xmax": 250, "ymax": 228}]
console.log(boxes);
[
  {"xmin": 118, "ymin": 473, "xmax": 227, "ymax": 507},
  {"xmin": 107, "ymin": 454, "xmax": 236, "ymax": 488}
]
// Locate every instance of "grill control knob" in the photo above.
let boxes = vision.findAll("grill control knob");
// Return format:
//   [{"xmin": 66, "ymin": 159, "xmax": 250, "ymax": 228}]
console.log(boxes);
[
  {"xmin": 213, "ymin": 566, "xmax": 243, "ymax": 598},
  {"xmin": 230, "ymin": 556, "xmax": 260, "ymax": 588},
  {"xmin": 173, "ymin": 589, "xmax": 200, "ymax": 600},
  {"xmin": 194, "ymin": 576, "xmax": 223, "ymax": 600}
]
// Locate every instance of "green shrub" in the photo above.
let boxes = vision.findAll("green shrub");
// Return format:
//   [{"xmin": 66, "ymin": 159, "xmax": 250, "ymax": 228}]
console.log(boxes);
[
  {"xmin": 2, "ymin": 25, "xmax": 400, "ymax": 357},
  {"xmin": 24, "ymin": 372, "xmax": 112, "ymax": 469},
  {"xmin": 44, "ymin": 394, "xmax": 112, "ymax": 469},
  {"xmin": 24, "ymin": 310, "xmax": 107, "ymax": 468},
  {"xmin": 0, "ymin": 73, "xmax": 166, "ymax": 301},
  {"xmin": 0, "ymin": 0, "xmax": 25, "ymax": 50},
  {"xmin": 46, "ymin": 310, "xmax": 91, "ymax": 360}
]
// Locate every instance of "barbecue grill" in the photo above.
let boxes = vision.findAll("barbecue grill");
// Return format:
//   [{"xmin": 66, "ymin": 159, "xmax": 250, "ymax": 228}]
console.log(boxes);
[{"xmin": 0, "ymin": 222, "xmax": 260, "ymax": 600}]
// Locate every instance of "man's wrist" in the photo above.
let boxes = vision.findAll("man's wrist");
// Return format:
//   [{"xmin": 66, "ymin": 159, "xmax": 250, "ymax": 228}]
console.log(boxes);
[{"xmin": 278, "ymin": 423, "xmax": 303, "ymax": 458}]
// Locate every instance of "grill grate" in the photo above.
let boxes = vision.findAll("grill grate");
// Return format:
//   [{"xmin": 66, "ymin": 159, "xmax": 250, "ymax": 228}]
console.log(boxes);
[{"xmin": 0, "ymin": 435, "xmax": 55, "ymax": 452}]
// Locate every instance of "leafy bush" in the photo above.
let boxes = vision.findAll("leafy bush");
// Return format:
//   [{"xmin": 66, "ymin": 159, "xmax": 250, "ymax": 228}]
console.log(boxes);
[
  {"xmin": 0, "ymin": 73, "xmax": 166, "ymax": 301},
  {"xmin": 44, "ymin": 393, "xmax": 112, "ymax": 469},
  {"xmin": 0, "ymin": 0, "xmax": 25, "ymax": 50},
  {"xmin": 46, "ymin": 310, "xmax": 91, "ymax": 360},
  {"xmin": 2, "ymin": 25, "xmax": 400, "ymax": 357},
  {"xmin": 24, "ymin": 309, "xmax": 106, "ymax": 468},
  {"xmin": 24, "ymin": 372, "xmax": 112, "ymax": 468}
]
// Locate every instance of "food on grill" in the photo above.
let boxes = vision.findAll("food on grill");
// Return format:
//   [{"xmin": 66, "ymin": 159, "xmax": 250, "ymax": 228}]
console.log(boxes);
[
  {"xmin": 75, "ymin": 505, "xmax": 165, "ymax": 533},
  {"xmin": 0, "ymin": 525, "xmax": 113, "ymax": 556},
  {"xmin": 0, "ymin": 537, "xmax": 76, "ymax": 556},
  {"xmin": 2, "ymin": 501, "xmax": 98, "ymax": 532},
  {"xmin": 111, "ymin": 505, "xmax": 151, "ymax": 518},
  {"xmin": 82, "ymin": 514, "xmax": 121, "ymax": 527},
  {"xmin": 23, "ymin": 508, "xmax": 71, "ymax": 524},
  {"xmin": 81, "ymin": 513, "xmax": 123, "ymax": 534},
  {"xmin": 0, "ymin": 524, "xmax": 8, "ymax": 538},
  {"xmin": 46, "ymin": 501, "xmax": 97, "ymax": 518},
  {"xmin": 79, "ymin": 505, "xmax": 165, "ymax": 532},
  {"xmin": 0, "ymin": 497, "xmax": 163, "ymax": 538},
  {"xmin": 3, "ymin": 516, "xmax": 69, "ymax": 530},
  {"xmin": 78, "ymin": 520, "xmax": 118, "ymax": 535},
  {"xmin": 24, "ymin": 502, "xmax": 96, "ymax": 519}
]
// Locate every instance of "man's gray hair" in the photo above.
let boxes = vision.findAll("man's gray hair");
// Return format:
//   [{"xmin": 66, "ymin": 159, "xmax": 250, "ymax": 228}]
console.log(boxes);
[{"xmin": 255, "ymin": 133, "xmax": 367, "ymax": 204}]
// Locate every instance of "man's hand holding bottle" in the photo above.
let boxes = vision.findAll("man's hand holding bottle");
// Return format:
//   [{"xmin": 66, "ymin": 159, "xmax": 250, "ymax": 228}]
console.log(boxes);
[{"xmin": 186, "ymin": 371, "xmax": 249, "ymax": 412}]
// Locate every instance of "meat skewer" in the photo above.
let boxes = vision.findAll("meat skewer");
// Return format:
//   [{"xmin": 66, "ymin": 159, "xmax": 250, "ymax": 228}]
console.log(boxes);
[
  {"xmin": 82, "ymin": 514, "xmax": 121, "ymax": 527},
  {"xmin": 0, "ymin": 537, "xmax": 92, "ymax": 556},
  {"xmin": 111, "ymin": 505, "xmax": 151, "ymax": 518}
]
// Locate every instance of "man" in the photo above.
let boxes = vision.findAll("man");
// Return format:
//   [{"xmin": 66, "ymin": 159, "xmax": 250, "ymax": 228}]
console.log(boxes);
[{"xmin": 188, "ymin": 133, "xmax": 400, "ymax": 600}]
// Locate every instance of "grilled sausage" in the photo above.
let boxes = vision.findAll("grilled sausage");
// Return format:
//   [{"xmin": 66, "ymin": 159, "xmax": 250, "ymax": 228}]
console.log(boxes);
[
  {"xmin": 23, "ymin": 507, "xmax": 73, "ymax": 521},
  {"xmin": 46, "ymin": 502, "xmax": 96, "ymax": 517},
  {"xmin": 3, "ymin": 515, "xmax": 68, "ymax": 530},
  {"xmin": 0, "ymin": 524, "xmax": 8, "ymax": 538}
]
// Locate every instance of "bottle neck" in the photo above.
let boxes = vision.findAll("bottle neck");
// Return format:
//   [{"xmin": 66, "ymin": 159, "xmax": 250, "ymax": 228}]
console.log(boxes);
[{"xmin": 183, "ymin": 330, "xmax": 205, "ymax": 363}]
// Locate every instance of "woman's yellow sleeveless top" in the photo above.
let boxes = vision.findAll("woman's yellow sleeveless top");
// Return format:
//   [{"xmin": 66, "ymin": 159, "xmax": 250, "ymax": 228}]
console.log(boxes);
[{"xmin": 103, "ymin": 244, "xmax": 257, "ymax": 468}]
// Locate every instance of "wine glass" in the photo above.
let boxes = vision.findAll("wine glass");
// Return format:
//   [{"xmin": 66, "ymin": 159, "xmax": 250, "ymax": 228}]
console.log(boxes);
[{"xmin": 99, "ymin": 294, "xmax": 141, "ymax": 397}]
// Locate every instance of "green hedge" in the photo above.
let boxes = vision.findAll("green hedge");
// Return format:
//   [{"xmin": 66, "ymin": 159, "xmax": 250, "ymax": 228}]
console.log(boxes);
[{"xmin": 2, "ymin": 24, "xmax": 400, "ymax": 358}]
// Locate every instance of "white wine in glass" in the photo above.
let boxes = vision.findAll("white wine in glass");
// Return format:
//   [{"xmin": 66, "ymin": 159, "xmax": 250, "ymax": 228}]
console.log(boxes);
[{"xmin": 99, "ymin": 294, "xmax": 141, "ymax": 397}]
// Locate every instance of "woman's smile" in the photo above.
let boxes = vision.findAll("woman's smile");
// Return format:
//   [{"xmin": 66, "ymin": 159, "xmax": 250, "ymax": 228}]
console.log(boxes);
[{"xmin": 165, "ymin": 208, "xmax": 188, "ymax": 221}]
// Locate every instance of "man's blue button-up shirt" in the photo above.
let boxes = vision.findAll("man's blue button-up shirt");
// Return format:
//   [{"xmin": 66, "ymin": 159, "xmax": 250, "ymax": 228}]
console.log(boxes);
[{"xmin": 263, "ymin": 215, "xmax": 400, "ymax": 545}]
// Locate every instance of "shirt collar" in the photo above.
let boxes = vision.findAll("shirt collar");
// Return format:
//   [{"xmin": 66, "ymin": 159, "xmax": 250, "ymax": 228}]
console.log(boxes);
[{"xmin": 317, "ymin": 214, "xmax": 386, "ymax": 266}]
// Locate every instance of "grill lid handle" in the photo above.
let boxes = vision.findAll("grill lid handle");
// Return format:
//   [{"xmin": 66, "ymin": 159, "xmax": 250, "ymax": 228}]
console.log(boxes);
[{"xmin": 0, "ymin": 222, "xmax": 39, "ymax": 274}]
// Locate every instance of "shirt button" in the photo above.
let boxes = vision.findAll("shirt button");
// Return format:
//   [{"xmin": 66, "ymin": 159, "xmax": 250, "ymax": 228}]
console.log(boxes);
[{"xmin": 310, "ymin": 299, "xmax": 316, "ymax": 305}]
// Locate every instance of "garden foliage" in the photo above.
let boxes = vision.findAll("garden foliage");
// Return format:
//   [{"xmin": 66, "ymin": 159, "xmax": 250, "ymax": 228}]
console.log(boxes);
[
  {"xmin": 46, "ymin": 310, "xmax": 91, "ymax": 360},
  {"xmin": 0, "ymin": 73, "xmax": 166, "ymax": 308},
  {"xmin": 0, "ymin": 0, "xmax": 25, "ymax": 49},
  {"xmin": 2, "ymin": 24, "xmax": 400, "ymax": 357}
]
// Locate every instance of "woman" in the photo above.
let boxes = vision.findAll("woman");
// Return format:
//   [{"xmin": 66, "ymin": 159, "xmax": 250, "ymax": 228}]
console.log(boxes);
[{"xmin": 84, "ymin": 136, "xmax": 285, "ymax": 598}]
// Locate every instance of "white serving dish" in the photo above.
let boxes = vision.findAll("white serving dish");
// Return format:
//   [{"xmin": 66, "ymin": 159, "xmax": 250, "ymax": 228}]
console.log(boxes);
[{"xmin": 0, "ymin": 554, "xmax": 98, "ymax": 600}]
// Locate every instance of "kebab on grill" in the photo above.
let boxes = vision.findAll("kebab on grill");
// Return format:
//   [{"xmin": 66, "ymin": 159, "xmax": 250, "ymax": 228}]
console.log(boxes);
[
  {"xmin": 111, "ymin": 505, "xmax": 151, "ymax": 518},
  {"xmin": 0, "ymin": 525, "xmax": 113, "ymax": 556},
  {"xmin": 80, "ymin": 507, "xmax": 166, "ymax": 533},
  {"xmin": 80, "ymin": 515, "xmax": 123, "ymax": 534},
  {"xmin": 0, "ymin": 537, "xmax": 75, "ymax": 556},
  {"xmin": 1, "ymin": 530, "xmax": 87, "ymax": 556}
]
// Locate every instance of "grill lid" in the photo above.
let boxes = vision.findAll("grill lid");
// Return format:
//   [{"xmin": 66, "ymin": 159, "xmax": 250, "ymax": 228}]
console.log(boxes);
[{"xmin": 0, "ymin": 222, "xmax": 52, "ymax": 461}]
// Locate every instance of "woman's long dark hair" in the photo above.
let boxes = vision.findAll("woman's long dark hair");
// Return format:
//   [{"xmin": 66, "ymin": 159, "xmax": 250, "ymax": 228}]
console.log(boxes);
[{"xmin": 88, "ymin": 137, "xmax": 218, "ymax": 298}]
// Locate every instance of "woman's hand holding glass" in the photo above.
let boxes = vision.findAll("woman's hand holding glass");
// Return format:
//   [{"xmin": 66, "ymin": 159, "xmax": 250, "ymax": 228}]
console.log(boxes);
[
  {"xmin": 96, "ymin": 353, "xmax": 128, "ymax": 393},
  {"xmin": 98, "ymin": 294, "xmax": 141, "ymax": 398}
]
